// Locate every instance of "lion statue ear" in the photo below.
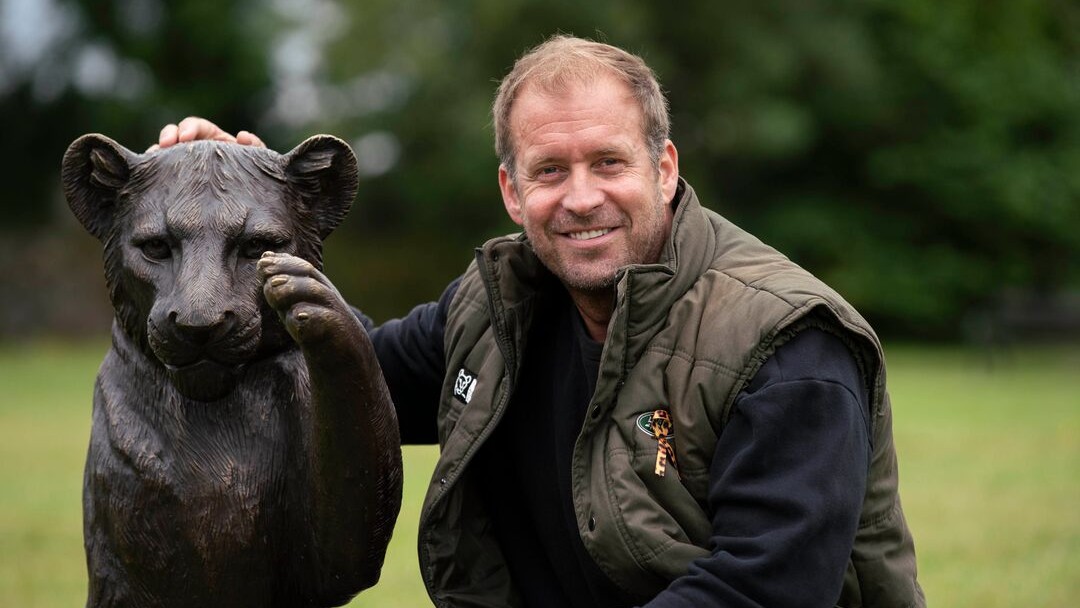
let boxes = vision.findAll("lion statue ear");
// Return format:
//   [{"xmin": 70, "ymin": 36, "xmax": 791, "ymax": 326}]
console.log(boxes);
[
  {"xmin": 62, "ymin": 134, "xmax": 137, "ymax": 241},
  {"xmin": 283, "ymin": 135, "xmax": 359, "ymax": 239}
]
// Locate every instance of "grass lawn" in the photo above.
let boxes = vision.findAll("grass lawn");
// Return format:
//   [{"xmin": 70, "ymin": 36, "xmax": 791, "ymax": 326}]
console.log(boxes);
[{"xmin": 0, "ymin": 339, "xmax": 1076, "ymax": 606}]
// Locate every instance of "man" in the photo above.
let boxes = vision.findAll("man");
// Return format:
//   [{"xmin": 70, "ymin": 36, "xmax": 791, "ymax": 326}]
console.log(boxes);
[{"xmin": 158, "ymin": 35, "xmax": 923, "ymax": 608}]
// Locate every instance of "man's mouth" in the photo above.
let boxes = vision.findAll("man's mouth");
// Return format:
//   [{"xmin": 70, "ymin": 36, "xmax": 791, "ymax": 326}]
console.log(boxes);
[{"xmin": 567, "ymin": 228, "xmax": 613, "ymax": 241}]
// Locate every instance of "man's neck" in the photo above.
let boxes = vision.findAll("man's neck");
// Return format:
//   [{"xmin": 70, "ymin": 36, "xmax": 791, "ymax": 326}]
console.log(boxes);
[{"xmin": 568, "ymin": 288, "xmax": 614, "ymax": 343}]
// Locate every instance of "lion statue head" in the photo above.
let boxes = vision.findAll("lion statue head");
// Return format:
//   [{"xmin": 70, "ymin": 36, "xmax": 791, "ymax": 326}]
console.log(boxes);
[{"xmin": 62, "ymin": 135, "xmax": 358, "ymax": 401}]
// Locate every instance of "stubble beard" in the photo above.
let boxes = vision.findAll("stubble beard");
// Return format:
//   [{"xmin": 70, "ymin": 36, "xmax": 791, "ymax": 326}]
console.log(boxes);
[{"xmin": 523, "ymin": 182, "xmax": 670, "ymax": 296}]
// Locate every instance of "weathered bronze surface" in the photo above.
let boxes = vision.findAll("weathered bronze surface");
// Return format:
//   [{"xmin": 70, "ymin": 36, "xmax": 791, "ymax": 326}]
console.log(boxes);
[{"xmin": 62, "ymin": 134, "xmax": 403, "ymax": 607}]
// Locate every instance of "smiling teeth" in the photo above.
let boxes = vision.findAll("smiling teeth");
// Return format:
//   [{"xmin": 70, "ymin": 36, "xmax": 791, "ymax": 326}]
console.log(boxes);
[{"xmin": 569, "ymin": 229, "xmax": 611, "ymax": 240}]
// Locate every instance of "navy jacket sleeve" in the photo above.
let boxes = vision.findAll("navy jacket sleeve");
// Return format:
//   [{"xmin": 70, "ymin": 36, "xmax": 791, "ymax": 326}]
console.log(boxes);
[
  {"xmin": 353, "ymin": 277, "xmax": 460, "ymax": 444},
  {"xmin": 643, "ymin": 328, "xmax": 871, "ymax": 608}
]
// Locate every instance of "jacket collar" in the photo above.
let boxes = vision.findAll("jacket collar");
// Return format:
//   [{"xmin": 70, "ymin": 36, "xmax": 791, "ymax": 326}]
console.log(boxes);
[
  {"xmin": 595, "ymin": 178, "xmax": 715, "ymax": 384},
  {"xmin": 613, "ymin": 178, "xmax": 715, "ymax": 345}
]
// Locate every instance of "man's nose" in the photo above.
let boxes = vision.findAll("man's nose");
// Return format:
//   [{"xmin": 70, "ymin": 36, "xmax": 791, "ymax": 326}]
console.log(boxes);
[{"xmin": 561, "ymin": 169, "xmax": 604, "ymax": 216}]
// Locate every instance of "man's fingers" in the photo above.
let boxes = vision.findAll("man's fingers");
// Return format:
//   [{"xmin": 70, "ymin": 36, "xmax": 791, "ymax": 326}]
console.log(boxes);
[
  {"xmin": 175, "ymin": 117, "xmax": 204, "ymax": 143},
  {"xmin": 157, "ymin": 123, "xmax": 179, "ymax": 148},
  {"xmin": 237, "ymin": 130, "xmax": 266, "ymax": 148},
  {"xmin": 155, "ymin": 118, "xmax": 263, "ymax": 151},
  {"xmin": 177, "ymin": 116, "xmax": 237, "ymax": 144}
]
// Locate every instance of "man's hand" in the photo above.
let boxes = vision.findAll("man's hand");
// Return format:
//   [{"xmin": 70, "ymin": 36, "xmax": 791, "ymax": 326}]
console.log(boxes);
[{"xmin": 149, "ymin": 117, "xmax": 265, "ymax": 152}]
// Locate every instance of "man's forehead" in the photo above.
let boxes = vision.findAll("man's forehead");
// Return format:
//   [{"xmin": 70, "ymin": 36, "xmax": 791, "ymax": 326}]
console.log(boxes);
[
  {"xmin": 511, "ymin": 79, "xmax": 645, "ymax": 161},
  {"xmin": 513, "ymin": 75, "xmax": 640, "ymax": 124}
]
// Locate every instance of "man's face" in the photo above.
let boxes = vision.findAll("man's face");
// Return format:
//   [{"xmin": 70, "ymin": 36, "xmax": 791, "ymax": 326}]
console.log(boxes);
[{"xmin": 498, "ymin": 75, "xmax": 679, "ymax": 295}]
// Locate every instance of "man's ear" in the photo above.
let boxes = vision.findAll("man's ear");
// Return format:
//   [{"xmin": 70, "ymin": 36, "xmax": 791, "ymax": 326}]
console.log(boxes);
[
  {"xmin": 498, "ymin": 164, "xmax": 524, "ymax": 226},
  {"xmin": 283, "ymin": 135, "xmax": 359, "ymax": 239},
  {"xmin": 658, "ymin": 139, "xmax": 679, "ymax": 203},
  {"xmin": 62, "ymin": 134, "xmax": 137, "ymax": 241}
]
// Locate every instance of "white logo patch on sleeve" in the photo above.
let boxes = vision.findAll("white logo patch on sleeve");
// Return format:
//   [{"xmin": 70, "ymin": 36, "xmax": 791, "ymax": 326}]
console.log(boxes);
[{"xmin": 453, "ymin": 367, "xmax": 478, "ymax": 404}]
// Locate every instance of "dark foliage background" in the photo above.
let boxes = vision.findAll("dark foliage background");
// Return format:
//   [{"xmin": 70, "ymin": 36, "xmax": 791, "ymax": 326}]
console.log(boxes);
[{"xmin": 1, "ymin": 0, "xmax": 1077, "ymax": 339}]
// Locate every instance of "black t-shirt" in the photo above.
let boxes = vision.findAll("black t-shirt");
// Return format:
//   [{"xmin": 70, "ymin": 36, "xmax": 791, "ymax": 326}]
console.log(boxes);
[{"xmin": 475, "ymin": 288, "xmax": 633, "ymax": 608}]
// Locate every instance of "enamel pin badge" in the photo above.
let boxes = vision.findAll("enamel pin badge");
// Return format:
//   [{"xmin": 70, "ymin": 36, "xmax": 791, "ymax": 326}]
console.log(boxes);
[{"xmin": 637, "ymin": 409, "xmax": 679, "ymax": 479}]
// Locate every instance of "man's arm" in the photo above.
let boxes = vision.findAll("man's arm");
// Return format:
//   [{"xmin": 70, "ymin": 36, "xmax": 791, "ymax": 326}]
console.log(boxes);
[
  {"xmin": 644, "ymin": 329, "xmax": 870, "ymax": 608},
  {"xmin": 354, "ymin": 277, "xmax": 461, "ymax": 445}
]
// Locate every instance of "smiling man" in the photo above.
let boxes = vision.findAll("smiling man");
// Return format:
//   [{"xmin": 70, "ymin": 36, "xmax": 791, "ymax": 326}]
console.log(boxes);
[
  {"xmin": 496, "ymin": 69, "xmax": 678, "ymax": 342},
  {"xmin": 158, "ymin": 35, "xmax": 923, "ymax": 608}
]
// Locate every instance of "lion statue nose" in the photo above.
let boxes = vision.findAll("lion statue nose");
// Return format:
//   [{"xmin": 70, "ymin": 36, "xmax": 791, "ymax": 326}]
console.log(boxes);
[{"xmin": 168, "ymin": 310, "xmax": 237, "ymax": 346}]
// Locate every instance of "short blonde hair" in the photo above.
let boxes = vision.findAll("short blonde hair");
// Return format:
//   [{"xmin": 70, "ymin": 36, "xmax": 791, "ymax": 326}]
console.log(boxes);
[{"xmin": 492, "ymin": 35, "xmax": 670, "ymax": 178}]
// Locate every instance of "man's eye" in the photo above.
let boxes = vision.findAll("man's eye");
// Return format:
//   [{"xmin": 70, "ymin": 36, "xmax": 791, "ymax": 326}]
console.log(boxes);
[
  {"xmin": 139, "ymin": 239, "xmax": 171, "ymax": 260},
  {"xmin": 535, "ymin": 166, "xmax": 564, "ymax": 181}
]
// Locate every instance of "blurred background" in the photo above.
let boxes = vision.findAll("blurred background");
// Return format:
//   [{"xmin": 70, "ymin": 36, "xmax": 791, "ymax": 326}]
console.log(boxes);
[
  {"xmin": 0, "ymin": 0, "xmax": 1077, "ymax": 606},
  {"xmin": 2, "ymin": 0, "xmax": 1078, "ymax": 337}
]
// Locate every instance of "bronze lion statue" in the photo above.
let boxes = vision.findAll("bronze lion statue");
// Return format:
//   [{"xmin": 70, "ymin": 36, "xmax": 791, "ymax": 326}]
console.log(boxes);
[{"xmin": 62, "ymin": 134, "xmax": 403, "ymax": 607}]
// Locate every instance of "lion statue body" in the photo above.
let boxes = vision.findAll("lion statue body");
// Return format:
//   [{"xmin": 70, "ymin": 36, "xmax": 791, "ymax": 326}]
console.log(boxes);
[{"xmin": 62, "ymin": 135, "xmax": 403, "ymax": 608}]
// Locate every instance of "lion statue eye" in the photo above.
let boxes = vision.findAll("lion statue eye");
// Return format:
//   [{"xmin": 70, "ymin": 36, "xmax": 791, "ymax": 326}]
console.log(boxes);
[
  {"xmin": 139, "ymin": 239, "xmax": 172, "ymax": 261},
  {"xmin": 240, "ymin": 238, "xmax": 283, "ymax": 260}
]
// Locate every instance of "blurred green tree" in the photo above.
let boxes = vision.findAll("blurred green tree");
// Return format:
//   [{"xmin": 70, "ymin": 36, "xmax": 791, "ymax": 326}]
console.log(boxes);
[
  {"xmin": 1, "ymin": 0, "xmax": 1076, "ymax": 337},
  {"xmin": 0, "ymin": 0, "xmax": 277, "ymax": 226}
]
